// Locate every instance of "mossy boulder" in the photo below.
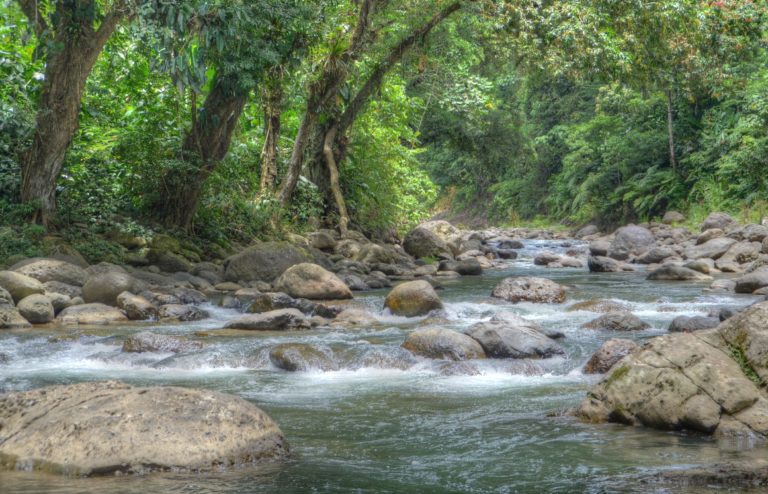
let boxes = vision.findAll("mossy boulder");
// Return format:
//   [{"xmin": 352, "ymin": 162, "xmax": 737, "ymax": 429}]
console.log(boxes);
[{"xmin": 223, "ymin": 242, "xmax": 313, "ymax": 283}]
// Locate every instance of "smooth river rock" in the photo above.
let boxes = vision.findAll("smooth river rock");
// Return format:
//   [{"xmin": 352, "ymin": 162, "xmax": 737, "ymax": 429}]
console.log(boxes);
[
  {"xmin": 402, "ymin": 328, "xmax": 486, "ymax": 361},
  {"xmin": 384, "ymin": 280, "xmax": 443, "ymax": 317},
  {"xmin": 0, "ymin": 381, "xmax": 288, "ymax": 475},
  {"xmin": 583, "ymin": 338, "xmax": 639, "ymax": 374},
  {"xmin": 273, "ymin": 263, "xmax": 352, "ymax": 300},
  {"xmin": 225, "ymin": 308, "xmax": 308, "ymax": 331},
  {"xmin": 582, "ymin": 312, "xmax": 650, "ymax": 331},
  {"xmin": 491, "ymin": 277, "xmax": 566, "ymax": 304},
  {"xmin": 467, "ymin": 321, "xmax": 564, "ymax": 359}
]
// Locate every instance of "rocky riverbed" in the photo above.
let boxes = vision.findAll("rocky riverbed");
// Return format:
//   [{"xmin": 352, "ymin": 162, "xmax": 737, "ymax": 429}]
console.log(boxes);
[{"xmin": 2, "ymin": 214, "xmax": 768, "ymax": 491}]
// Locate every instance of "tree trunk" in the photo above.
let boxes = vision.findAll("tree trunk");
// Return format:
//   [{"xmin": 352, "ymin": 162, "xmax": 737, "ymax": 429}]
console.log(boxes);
[
  {"xmin": 157, "ymin": 79, "xmax": 248, "ymax": 230},
  {"xmin": 666, "ymin": 89, "xmax": 677, "ymax": 172},
  {"xmin": 19, "ymin": 0, "xmax": 125, "ymax": 226},
  {"xmin": 259, "ymin": 78, "xmax": 283, "ymax": 195},
  {"xmin": 322, "ymin": 127, "xmax": 350, "ymax": 236}
]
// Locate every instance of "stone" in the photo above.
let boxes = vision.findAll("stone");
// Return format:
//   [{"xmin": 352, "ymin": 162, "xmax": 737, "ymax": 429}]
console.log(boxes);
[
  {"xmin": 568, "ymin": 299, "xmax": 632, "ymax": 313},
  {"xmin": 661, "ymin": 211, "xmax": 685, "ymax": 224},
  {"xmin": 491, "ymin": 277, "xmax": 566, "ymax": 304},
  {"xmin": 0, "ymin": 287, "xmax": 13, "ymax": 308},
  {"xmin": 533, "ymin": 251, "xmax": 560, "ymax": 266},
  {"xmin": 116, "ymin": 292, "xmax": 158, "ymax": 320},
  {"xmin": 82, "ymin": 272, "xmax": 140, "ymax": 306},
  {"xmin": 269, "ymin": 343, "xmax": 337, "ymax": 372},
  {"xmin": 401, "ymin": 328, "xmax": 486, "ymax": 361},
  {"xmin": 646, "ymin": 265, "xmax": 712, "ymax": 282},
  {"xmin": 273, "ymin": 263, "xmax": 352, "ymax": 300},
  {"xmin": 246, "ymin": 292, "xmax": 313, "ymax": 315},
  {"xmin": 587, "ymin": 256, "xmax": 622, "ymax": 273},
  {"xmin": 636, "ymin": 247, "xmax": 675, "ymax": 264},
  {"xmin": 147, "ymin": 250, "xmax": 192, "ymax": 273},
  {"xmin": 16, "ymin": 294, "xmax": 54, "ymax": 324},
  {"xmin": 11, "ymin": 258, "xmax": 88, "ymax": 286},
  {"xmin": 734, "ymin": 268, "xmax": 768, "ymax": 294},
  {"xmin": 583, "ymin": 338, "xmax": 638, "ymax": 374},
  {"xmin": 55, "ymin": 303, "xmax": 129, "ymax": 325},
  {"xmin": 308, "ymin": 231, "xmax": 337, "ymax": 251},
  {"xmin": 467, "ymin": 321, "xmax": 564, "ymax": 359},
  {"xmin": 696, "ymin": 228, "xmax": 724, "ymax": 244},
  {"xmin": 608, "ymin": 225, "xmax": 655, "ymax": 260},
  {"xmin": 438, "ymin": 258, "xmax": 483, "ymax": 275},
  {"xmin": 0, "ymin": 381, "xmax": 288, "ymax": 475},
  {"xmin": 582, "ymin": 312, "xmax": 650, "ymax": 331},
  {"xmin": 701, "ymin": 212, "xmax": 735, "ymax": 232},
  {"xmin": 403, "ymin": 226, "xmax": 451, "ymax": 259},
  {"xmin": 743, "ymin": 224, "xmax": 768, "ymax": 242},
  {"xmin": 575, "ymin": 224, "xmax": 600, "ymax": 238},
  {"xmin": 668, "ymin": 315, "xmax": 720, "ymax": 333},
  {"xmin": 719, "ymin": 241, "xmax": 762, "ymax": 265},
  {"xmin": 224, "ymin": 308, "xmax": 308, "ymax": 331},
  {"xmin": 493, "ymin": 237, "xmax": 524, "ymax": 249},
  {"xmin": 588, "ymin": 240, "xmax": 611, "ymax": 257},
  {"xmin": 158, "ymin": 304, "xmax": 208, "ymax": 322},
  {"xmin": 685, "ymin": 237, "xmax": 738, "ymax": 260},
  {"xmin": 0, "ymin": 308, "xmax": 31, "ymax": 329},
  {"xmin": 122, "ymin": 331, "xmax": 203, "ymax": 353},
  {"xmin": 0, "ymin": 271, "xmax": 45, "ymax": 303},
  {"xmin": 354, "ymin": 243, "xmax": 399, "ymax": 265},
  {"xmin": 384, "ymin": 280, "xmax": 443, "ymax": 317},
  {"xmin": 684, "ymin": 259, "xmax": 714, "ymax": 274},
  {"xmin": 223, "ymin": 242, "xmax": 311, "ymax": 283}
]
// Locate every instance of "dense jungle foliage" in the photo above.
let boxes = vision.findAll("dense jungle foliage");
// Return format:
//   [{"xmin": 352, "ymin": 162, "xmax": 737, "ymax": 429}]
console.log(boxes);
[{"xmin": 0, "ymin": 0, "xmax": 766, "ymax": 258}]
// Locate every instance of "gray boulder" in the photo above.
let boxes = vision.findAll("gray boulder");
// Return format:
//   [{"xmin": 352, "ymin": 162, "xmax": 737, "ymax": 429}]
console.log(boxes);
[
  {"xmin": 587, "ymin": 256, "xmax": 622, "ymax": 273},
  {"xmin": 0, "ymin": 381, "xmax": 288, "ymax": 475},
  {"xmin": 636, "ymin": 247, "xmax": 675, "ymax": 264},
  {"xmin": 0, "ymin": 287, "xmax": 13, "ymax": 308},
  {"xmin": 403, "ymin": 227, "xmax": 451, "ymax": 260},
  {"xmin": 16, "ymin": 294, "xmax": 54, "ymax": 324},
  {"xmin": 122, "ymin": 332, "xmax": 203, "ymax": 353},
  {"xmin": 0, "ymin": 308, "xmax": 31, "ymax": 329},
  {"xmin": 0, "ymin": 271, "xmax": 45, "ymax": 303},
  {"xmin": 734, "ymin": 268, "xmax": 768, "ymax": 294},
  {"xmin": 269, "ymin": 343, "xmax": 337, "ymax": 372},
  {"xmin": 491, "ymin": 277, "xmax": 566, "ymax": 304},
  {"xmin": 583, "ymin": 312, "xmax": 650, "ymax": 331},
  {"xmin": 384, "ymin": 280, "xmax": 443, "ymax": 317},
  {"xmin": 12, "ymin": 258, "xmax": 88, "ymax": 286},
  {"xmin": 646, "ymin": 265, "xmax": 712, "ymax": 282},
  {"xmin": 273, "ymin": 263, "xmax": 352, "ymax": 300},
  {"xmin": 701, "ymin": 212, "xmax": 735, "ymax": 232},
  {"xmin": 158, "ymin": 304, "xmax": 208, "ymax": 322},
  {"xmin": 223, "ymin": 242, "xmax": 311, "ymax": 282},
  {"xmin": 668, "ymin": 315, "xmax": 720, "ymax": 333},
  {"xmin": 55, "ymin": 303, "xmax": 129, "ymax": 326},
  {"xmin": 685, "ymin": 237, "xmax": 738, "ymax": 260},
  {"xmin": 661, "ymin": 211, "xmax": 685, "ymax": 224},
  {"xmin": 402, "ymin": 328, "xmax": 486, "ymax": 361},
  {"xmin": 583, "ymin": 338, "xmax": 638, "ymax": 374},
  {"xmin": 224, "ymin": 308, "xmax": 308, "ymax": 331},
  {"xmin": 467, "ymin": 321, "xmax": 564, "ymax": 359},
  {"xmin": 117, "ymin": 292, "xmax": 158, "ymax": 321},
  {"xmin": 608, "ymin": 225, "xmax": 655, "ymax": 260},
  {"xmin": 82, "ymin": 272, "xmax": 140, "ymax": 306}
]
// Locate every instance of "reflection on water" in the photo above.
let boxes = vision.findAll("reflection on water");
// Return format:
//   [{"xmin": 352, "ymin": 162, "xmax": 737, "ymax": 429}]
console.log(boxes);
[{"xmin": 0, "ymin": 240, "xmax": 763, "ymax": 493}]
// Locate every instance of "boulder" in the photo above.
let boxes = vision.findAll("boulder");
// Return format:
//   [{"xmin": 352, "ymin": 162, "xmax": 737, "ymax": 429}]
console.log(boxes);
[
  {"xmin": 743, "ymin": 224, "xmax": 768, "ymax": 242},
  {"xmin": 307, "ymin": 231, "xmax": 337, "ymax": 251},
  {"xmin": 490, "ymin": 311, "xmax": 564, "ymax": 339},
  {"xmin": 588, "ymin": 240, "xmax": 611, "ymax": 257},
  {"xmin": 668, "ymin": 315, "xmax": 720, "ymax": 333},
  {"xmin": 384, "ymin": 280, "xmax": 443, "ymax": 317},
  {"xmin": 696, "ymin": 228, "xmax": 723, "ymax": 244},
  {"xmin": 273, "ymin": 263, "xmax": 352, "ymax": 300},
  {"xmin": 583, "ymin": 339, "xmax": 638, "ymax": 374},
  {"xmin": 587, "ymin": 256, "xmax": 622, "ymax": 273},
  {"xmin": 608, "ymin": 225, "xmax": 655, "ymax": 260},
  {"xmin": 0, "ymin": 381, "xmax": 288, "ymax": 475},
  {"xmin": 719, "ymin": 241, "xmax": 762, "ymax": 265},
  {"xmin": 575, "ymin": 225, "xmax": 600, "ymax": 238},
  {"xmin": 147, "ymin": 250, "xmax": 192, "ymax": 273},
  {"xmin": 116, "ymin": 292, "xmax": 158, "ymax": 321},
  {"xmin": 684, "ymin": 259, "xmax": 714, "ymax": 274},
  {"xmin": 0, "ymin": 287, "xmax": 13, "ymax": 308},
  {"xmin": 493, "ymin": 237, "xmax": 524, "ymax": 249},
  {"xmin": 122, "ymin": 332, "xmax": 203, "ymax": 353},
  {"xmin": 158, "ymin": 304, "xmax": 208, "ymax": 322},
  {"xmin": 568, "ymin": 299, "xmax": 632, "ymax": 313},
  {"xmin": 55, "ymin": 303, "xmax": 128, "ymax": 325},
  {"xmin": 685, "ymin": 237, "xmax": 737, "ymax": 260},
  {"xmin": 701, "ymin": 212, "xmax": 735, "ymax": 232},
  {"xmin": 11, "ymin": 258, "xmax": 88, "ymax": 286},
  {"xmin": 223, "ymin": 242, "xmax": 311, "ymax": 283},
  {"xmin": 245, "ymin": 292, "xmax": 319, "ymax": 316},
  {"xmin": 269, "ymin": 343, "xmax": 337, "ymax": 372},
  {"xmin": 0, "ymin": 308, "xmax": 31, "ymax": 329},
  {"xmin": 467, "ymin": 321, "xmax": 564, "ymax": 359},
  {"xmin": 354, "ymin": 243, "xmax": 398, "ymax": 265},
  {"xmin": 438, "ymin": 258, "xmax": 483, "ymax": 276},
  {"xmin": 82, "ymin": 272, "xmax": 140, "ymax": 306},
  {"xmin": 224, "ymin": 308, "xmax": 308, "ymax": 331},
  {"xmin": 636, "ymin": 247, "xmax": 675, "ymax": 264},
  {"xmin": 582, "ymin": 312, "xmax": 650, "ymax": 331},
  {"xmin": 403, "ymin": 227, "xmax": 451, "ymax": 259},
  {"xmin": 401, "ymin": 328, "xmax": 486, "ymax": 361},
  {"xmin": 734, "ymin": 268, "xmax": 768, "ymax": 294},
  {"xmin": 646, "ymin": 265, "xmax": 712, "ymax": 282},
  {"xmin": 16, "ymin": 294, "xmax": 54, "ymax": 324},
  {"xmin": 533, "ymin": 251, "xmax": 560, "ymax": 266},
  {"xmin": 491, "ymin": 277, "xmax": 566, "ymax": 304},
  {"xmin": 0, "ymin": 271, "xmax": 45, "ymax": 303},
  {"xmin": 661, "ymin": 211, "xmax": 685, "ymax": 224}
]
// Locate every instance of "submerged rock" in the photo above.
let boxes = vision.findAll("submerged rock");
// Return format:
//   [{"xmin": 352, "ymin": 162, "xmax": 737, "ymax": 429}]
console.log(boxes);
[
  {"xmin": 402, "ymin": 328, "xmax": 486, "ymax": 361},
  {"xmin": 0, "ymin": 381, "xmax": 288, "ymax": 475},
  {"xmin": 491, "ymin": 277, "xmax": 566, "ymax": 304},
  {"xmin": 384, "ymin": 280, "xmax": 443, "ymax": 317},
  {"xmin": 122, "ymin": 331, "xmax": 203, "ymax": 353}
]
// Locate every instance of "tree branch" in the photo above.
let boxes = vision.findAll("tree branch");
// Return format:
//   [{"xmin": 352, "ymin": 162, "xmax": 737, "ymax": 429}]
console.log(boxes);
[{"xmin": 17, "ymin": 0, "xmax": 48, "ymax": 38}]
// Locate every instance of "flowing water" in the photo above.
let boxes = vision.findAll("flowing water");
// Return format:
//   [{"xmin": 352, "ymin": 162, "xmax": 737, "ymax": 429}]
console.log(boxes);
[{"xmin": 0, "ymin": 240, "xmax": 764, "ymax": 493}]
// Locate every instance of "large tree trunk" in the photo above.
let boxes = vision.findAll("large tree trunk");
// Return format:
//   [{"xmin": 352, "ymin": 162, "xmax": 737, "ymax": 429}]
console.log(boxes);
[
  {"xmin": 322, "ymin": 127, "xmax": 350, "ymax": 236},
  {"xmin": 666, "ymin": 89, "xmax": 677, "ymax": 172},
  {"xmin": 259, "ymin": 77, "xmax": 283, "ymax": 195},
  {"xmin": 19, "ymin": 0, "xmax": 125, "ymax": 226},
  {"xmin": 157, "ymin": 80, "xmax": 247, "ymax": 230}
]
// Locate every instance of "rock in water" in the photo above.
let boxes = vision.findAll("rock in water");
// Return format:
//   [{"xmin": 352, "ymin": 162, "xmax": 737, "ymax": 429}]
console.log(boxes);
[
  {"xmin": 0, "ymin": 381, "xmax": 288, "ymax": 475},
  {"xmin": 223, "ymin": 242, "xmax": 311, "ymax": 282},
  {"xmin": 225, "ymin": 308, "xmax": 308, "ymax": 331},
  {"xmin": 82, "ymin": 272, "xmax": 140, "ymax": 306},
  {"xmin": 607, "ymin": 225, "xmax": 655, "ymax": 260},
  {"xmin": 384, "ymin": 280, "xmax": 443, "ymax": 317},
  {"xmin": 583, "ymin": 338, "xmax": 638, "ymax": 374},
  {"xmin": 582, "ymin": 312, "xmax": 650, "ymax": 331},
  {"xmin": 55, "ymin": 303, "xmax": 128, "ymax": 325},
  {"xmin": 269, "ymin": 343, "xmax": 337, "ymax": 371},
  {"xmin": 491, "ymin": 277, "xmax": 566, "ymax": 304},
  {"xmin": 402, "ymin": 328, "xmax": 486, "ymax": 361},
  {"xmin": 273, "ymin": 263, "xmax": 352, "ymax": 300},
  {"xmin": 467, "ymin": 321, "xmax": 564, "ymax": 359},
  {"xmin": 646, "ymin": 265, "xmax": 712, "ymax": 281},
  {"xmin": 16, "ymin": 294, "xmax": 54, "ymax": 324},
  {"xmin": 122, "ymin": 331, "xmax": 203, "ymax": 353}
]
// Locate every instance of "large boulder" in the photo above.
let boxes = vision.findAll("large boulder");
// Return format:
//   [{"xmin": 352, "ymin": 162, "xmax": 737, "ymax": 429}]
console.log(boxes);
[
  {"xmin": 668, "ymin": 315, "xmax": 720, "ymax": 333},
  {"xmin": 0, "ymin": 381, "xmax": 288, "ymax": 475},
  {"xmin": 273, "ymin": 263, "xmax": 352, "ymax": 300},
  {"xmin": 223, "ymin": 242, "xmax": 311, "ymax": 283},
  {"xmin": 583, "ymin": 338, "xmax": 638, "ymax": 374},
  {"xmin": 685, "ymin": 237, "xmax": 737, "ymax": 260},
  {"xmin": 587, "ymin": 256, "xmax": 623, "ymax": 273},
  {"xmin": 0, "ymin": 271, "xmax": 45, "ymax": 303},
  {"xmin": 582, "ymin": 312, "xmax": 650, "ymax": 331},
  {"xmin": 122, "ymin": 332, "xmax": 203, "ymax": 353},
  {"xmin": 401, "ymin": 328, "xmax": 486, "ymax": 361},
  {"xmin": 661, "ymin": 211, "xmax": 685, "ymax": 224},
  {"xmin": 11, "ymin": 258, "xmax": 88, "ymax": 286},
  {"xmin": 55, "ymin": 303, "xmax": 129, "ymax": 326},
  {"xmin": 403, "ymin": 227, "xmax": 451, "ymax": 260},
  {"xmin": 224, "ymin": 308, "xmax": 308, "ymax": 331},
  {"xmin": 384, "ymin": 280, "xmax": 443, "ymax": 317},
  {"xmin": 491, "ymin": 277, "xmax": 566, "ymax": 304},
  {"xmin": 734, "ymin": 268, "xmax": 768, "ymax": 294},
  {"xmin": 0, "ymin": 308, "xmax": 31, "ymax": 329},
  {"xmin": 568, "ymin": 299, "xmax": 632, "ymax": 313},
  {"xmin": 82, "ymin": 272, "xmax": 140, "ymax": 306},
  {"xmin": 636, "ymin": 247, "xmax": 675, "ymax": 264},
  {"xmin": 701, "ymin": 212, "xmax": 735, "ymax": 232},
  {"xmin": 646, "ymin": 265, "xmax": 712, "ymax": 282},
  {"xmin": 0, "ymin": 287, "xmax": 14, "ymax": 308},
  {"xmin": 607, "ymin": 225, "xmax": 655, "ymax": 260},
  {"xmin": 157, "ymin": 304, "xmax": 208, "ymax": 322},
  {"xmin": 116, "ymin": 292, "xmax": 158, "ymax": 321},
  {"xmin": 269, "ymin": 343, "xmax": 337, "ymax": 372},
  {"xmin": 467, "ymin": 321, "xmax": 564, "ymax": 359},
  {"xmin": 578, "ymin": 302, "xmax": 768, "ymax": 437},
  {"xmin": 16, "ymin": 294, "xmax": 54, "ymax": 324}
]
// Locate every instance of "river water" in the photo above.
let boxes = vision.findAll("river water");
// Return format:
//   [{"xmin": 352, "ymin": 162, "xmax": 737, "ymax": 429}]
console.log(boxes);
[{"xmin": 0, "ymin": 240, "xmax": 764, "ymax": 493}]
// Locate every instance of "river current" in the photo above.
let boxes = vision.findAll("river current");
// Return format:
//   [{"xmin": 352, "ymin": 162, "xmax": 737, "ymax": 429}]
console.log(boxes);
[{"xmin": 0, "ymin": 240, "xmax": 763, "ymax": 493}]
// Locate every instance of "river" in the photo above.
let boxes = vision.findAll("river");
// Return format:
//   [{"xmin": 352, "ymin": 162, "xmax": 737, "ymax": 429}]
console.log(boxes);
[{"xmin": 0, "ymin": 240, "xmax": 763, "ymax": 493}]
